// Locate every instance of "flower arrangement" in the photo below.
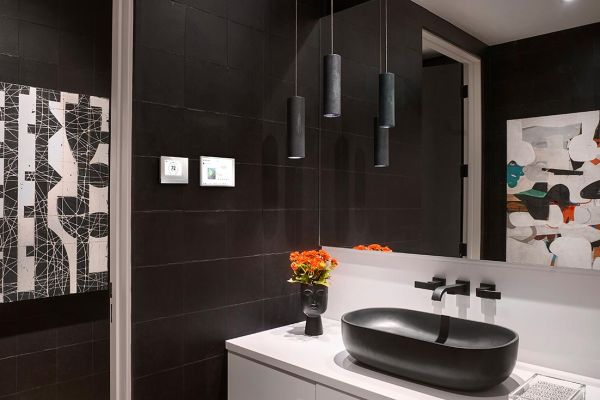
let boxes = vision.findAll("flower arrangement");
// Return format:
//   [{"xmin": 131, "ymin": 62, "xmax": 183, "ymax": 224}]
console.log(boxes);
[
  {"xmin": 353, "ymin": 244, "xmax": 392, "ymax": 252},
  {"xmin": 288, "ymin": 249, "xmax": 338, "ymax": 286}
]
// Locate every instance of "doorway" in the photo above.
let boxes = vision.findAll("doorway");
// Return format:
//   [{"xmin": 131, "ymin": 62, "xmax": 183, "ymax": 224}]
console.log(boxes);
[{"xmin": 421, "ymin": 30, "xmax": 482, "ymax": 260}]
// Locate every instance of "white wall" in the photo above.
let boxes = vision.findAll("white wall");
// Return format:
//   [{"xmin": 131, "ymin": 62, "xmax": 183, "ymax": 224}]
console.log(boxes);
[{"xmin": 323, "ymin": 247, "xmax": 600, "ymax": 379}]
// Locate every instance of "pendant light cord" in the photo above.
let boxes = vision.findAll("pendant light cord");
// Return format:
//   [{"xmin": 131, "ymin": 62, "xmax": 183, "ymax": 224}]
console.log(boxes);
[
  {"xmin": 295, "ymin": 0, "xmax": 298, "ymax": 96},
  {"xmin": 385, "ymin": 0, "xmax": 388, "ymax": 73},
  {"xmin": 379, "ymin": 0, "xmax": 382, "ymax": 73},
  {"xmin": 331, "ymin": 0, "xmax": 334, "ymax": 54}
]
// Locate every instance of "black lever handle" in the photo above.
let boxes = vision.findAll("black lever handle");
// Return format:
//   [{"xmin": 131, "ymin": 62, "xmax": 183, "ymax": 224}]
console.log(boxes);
[
  {"xmin": 415, "ymin": 277, "xmax": 446, "ymax": 291},
  {"xmin": 476, "ymin": 283, "xmax": 501, "ymax": 300}
]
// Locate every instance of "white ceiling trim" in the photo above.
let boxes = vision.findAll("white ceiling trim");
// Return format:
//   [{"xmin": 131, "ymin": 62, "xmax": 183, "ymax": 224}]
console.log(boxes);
[{"xmin": 410, "ymin": 0, "xmax": 600, "ymax": 45}]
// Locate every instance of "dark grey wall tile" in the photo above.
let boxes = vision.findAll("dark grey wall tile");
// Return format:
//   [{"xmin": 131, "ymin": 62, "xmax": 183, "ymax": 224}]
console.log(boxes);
[
  {"xmin": 182, "ymin": 260, "xmax": 229, "ymax": 312},
  {"xmin": 185, "ymin": 7, "xmax": 227, "ymax": 65},
  {"xmin": 183, "ymin": 308, "xmax": 227, "ymax": 363},
  {"xmin": 18, "ymin": 0, "xmax": 58, "ymax": 27},
  {"xmin": 136, "ymin": 0, "xmax": 186, "ymax": 55},
  {"xmin": 134, "ymin": 368, "xmax": 184, "ymax": 400},
  {"xmin": 134, "ymin": 46, "xmax": 184, "ymax": 105},
  {"xmin": 0, "ymin": 54, "xmax": 19, "ymax": 82},
  {"xmin": 0, "ymin": 357, "xmax": 17, "ymax": 396},
  {"xmin": 183, "ymin": 356, "xmax": 226, "ymax": 400},
  {"xmin": 19, "ymin": 22, "xmax": 59, "ymax": 63},
  {"xmin": 227, "ymin": 255, "xmax": 264, "ymax": 304},
  {"xmin": 0, "ymin": 17, "xmax": 19, "ymax": 56},
  {"xmin": 55, "ymin": 375, "xmax": 95, "ymax": 400},
  {"xmin": 17, "ymin": 350, "xmax": 56, "ymax": 392},
  {"xmin": 228, "ymin": 21, "xmax": 264, "ymax": 72},
  {"xmin": 56, "ymin": 342, "xmax": 93, "ymax": 382},
  {"xmin": 133, "ymin": 264, "xmax": 184, "ymax": 322},
  {"xmin": 133, "ymin": 317, "xmax": 184, "ymax": 378}
]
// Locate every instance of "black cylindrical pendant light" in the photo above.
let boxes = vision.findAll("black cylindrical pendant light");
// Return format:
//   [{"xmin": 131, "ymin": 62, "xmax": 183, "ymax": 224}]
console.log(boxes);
[
  {"xmin": 323, "ymin": 0, "xmax": 341, "ymax": 118},
  {"xmin": 374, "ymin": 117, "xmax": 389, "ymax": 167},
  {"xmin": 287, "ymin": 0, "xmax": 305, "ymax": 159},
  {"xmin": 378, "ymin": 0, "xmax": 395, "ymax": 128},
  {"xmin": 288, "ymin": 96, "xmax": 305, "ymax": 159}
]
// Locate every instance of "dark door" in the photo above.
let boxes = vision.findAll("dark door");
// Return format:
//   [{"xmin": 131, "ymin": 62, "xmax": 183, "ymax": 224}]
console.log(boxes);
[{"xmin": 421, "ymin": 61, "xmax": 464, "ymax": 257}]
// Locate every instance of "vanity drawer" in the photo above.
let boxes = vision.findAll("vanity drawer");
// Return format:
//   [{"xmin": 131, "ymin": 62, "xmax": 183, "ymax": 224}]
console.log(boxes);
[{"xmin": 228, "ymin": 353, "xmax": 316, "ymax": 400}]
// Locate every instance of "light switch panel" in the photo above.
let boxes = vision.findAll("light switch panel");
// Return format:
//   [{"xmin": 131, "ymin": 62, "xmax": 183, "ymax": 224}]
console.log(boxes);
[
  {"xmin": 200, "ymin": 156, "xmax": 235, "ymax": 187},
  {"xmin": 160, "ymin": 156, "xmax": 188, "ymax": 184}
]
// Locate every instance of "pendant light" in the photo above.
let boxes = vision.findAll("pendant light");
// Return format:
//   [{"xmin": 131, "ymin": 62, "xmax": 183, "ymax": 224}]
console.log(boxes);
[
  {"xmin": 378, "ymin": 0, "xmax": 395, "ymax": 128},
  {"xmin": 374, "ymin": 0, "xmax": 389, "ymax": 167},
  {"xmin": 287, "ymin": 0, "xmax": 305, "ymax": 159},
  {"xmin": 374, "ymin": 117, "xmax": 389, "ymax": 167},
  {"xmin": 323, "ymin": 0, "xmax": 341, "ymax": 118}
]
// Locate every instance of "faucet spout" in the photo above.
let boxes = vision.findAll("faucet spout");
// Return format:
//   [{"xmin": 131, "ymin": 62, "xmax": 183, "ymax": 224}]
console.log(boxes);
[{"xmin": 431, "ymin": 280, "xmax": 470, "ymax": 301}]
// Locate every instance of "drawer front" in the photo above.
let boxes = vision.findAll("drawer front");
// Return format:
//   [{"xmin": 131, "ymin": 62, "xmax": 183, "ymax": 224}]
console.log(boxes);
[{"xmin": 228, "ymin": 353, "xmax": 316, "ymax": 400}]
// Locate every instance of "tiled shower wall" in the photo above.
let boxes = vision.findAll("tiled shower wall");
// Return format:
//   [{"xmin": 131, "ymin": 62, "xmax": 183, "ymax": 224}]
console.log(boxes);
[
  {"xmin": 131, "ymin": 0, "xmax": 321, "ymax": 398},
  {"xmin": 0, "ymin": 1, "xmax": 111, "ymax": 399}
]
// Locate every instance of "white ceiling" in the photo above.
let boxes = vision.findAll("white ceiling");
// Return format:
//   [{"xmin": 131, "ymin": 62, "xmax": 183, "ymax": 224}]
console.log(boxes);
[{"xmin": 410, "ymin": 0, "xmax": 600, "ymax": 45}]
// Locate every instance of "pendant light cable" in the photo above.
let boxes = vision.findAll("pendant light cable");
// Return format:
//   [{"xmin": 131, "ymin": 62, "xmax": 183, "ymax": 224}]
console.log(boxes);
[
  {"xmin": 295, "ymin": 0, "xmax": 298, "ymax": 96},
  {"xmin": 379, "ymin": 0, "xmax": 382, "ymax": 74},
  {"xmin": 331, "ymin": 0, "xmax": 334, "ymax": 54},
  {"xmin": 385, "ymin": 0, "xmax": 388, "ymax": 72}
]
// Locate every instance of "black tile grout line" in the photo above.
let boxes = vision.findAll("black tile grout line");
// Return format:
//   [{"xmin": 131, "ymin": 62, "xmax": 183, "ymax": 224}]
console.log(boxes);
[
  {"xmin": 0, "ymin": 337, "xmax": 109, "ymax": 363},
  {"xmin": 132, "ymin": 97, "xmax": 417, "ymax": 145},
  {"xmin": 132, "ymin": 87, "xmax": 323, "ymax": 125},
  {"xmin": 135, "ymin": 41, "xmax": 322, "ymax": 89},
  {"xmin": 132, "ymin": 352, "xmax": 225, "ymax": 382},
  {"xmin": 131, "ymin": 101, "xmax": 323, "ymax": 132},
  {"xmin": 133, "ymin": 250, "xmax": 310, "ymax": 270},
  {"xmin": 131, "ymin": 292, "xmax": 300, "ymax": 326},
  {"xmin": 0, "ymin": 371, "xmax": 109, "ymax": 399},
  {"xmin": 167, "ymin": 0, "xmax": 323, "ymax": 37},
  {"xmin": 132, "ymin": 208, "xmax": 319, "ymax": 214},
  {"xmin": 132, "ymin": 155, "xmax": 321, "ymax": 171}
]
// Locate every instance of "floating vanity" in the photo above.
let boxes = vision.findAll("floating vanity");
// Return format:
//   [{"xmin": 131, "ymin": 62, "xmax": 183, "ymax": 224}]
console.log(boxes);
[{"xmin": 226, "ymin": 319, "xmax": 600, "ymax": 400}]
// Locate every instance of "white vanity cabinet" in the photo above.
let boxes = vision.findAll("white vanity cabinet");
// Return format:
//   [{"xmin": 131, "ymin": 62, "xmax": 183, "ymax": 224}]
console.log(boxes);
[
  {"xmin": 228, "ymin": 354, "xmax": 363, "ymax": 400},
  {"xmin": 316, "ymin": 385, "xmax": 361, "ymax": 400},
  {"xmin": 228, "ymin": 354, "xmax": 316, "ymax": 400}
]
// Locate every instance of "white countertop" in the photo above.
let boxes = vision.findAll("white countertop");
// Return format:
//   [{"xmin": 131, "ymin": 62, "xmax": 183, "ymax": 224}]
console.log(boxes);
[{"xmin": 226, "ymin": 318, "xmax": 600, "ymax": 400}]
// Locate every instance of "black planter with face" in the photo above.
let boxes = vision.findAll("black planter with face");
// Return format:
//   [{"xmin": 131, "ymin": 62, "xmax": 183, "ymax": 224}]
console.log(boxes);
[{"xmin": 301, "ymin": 284, "xmax": 329, "ymax": 336}]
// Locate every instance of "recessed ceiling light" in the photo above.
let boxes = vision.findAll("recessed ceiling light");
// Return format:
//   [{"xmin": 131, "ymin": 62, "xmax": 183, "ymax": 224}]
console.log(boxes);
[{"xmin": 563, "ymin": 0, "xmax": 575, "ymax": 3}]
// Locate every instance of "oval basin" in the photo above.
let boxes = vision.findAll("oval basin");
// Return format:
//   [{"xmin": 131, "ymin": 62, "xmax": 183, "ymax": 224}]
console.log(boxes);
[{"xmin": 341, "ymin": 308, "xmax": 519, "ymax": 391}]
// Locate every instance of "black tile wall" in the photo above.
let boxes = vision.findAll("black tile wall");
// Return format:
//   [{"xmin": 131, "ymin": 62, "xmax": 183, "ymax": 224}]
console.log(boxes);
[
  {"xmin": 0, "ymin": 1, "xmax": 112, "ymax": 399},
  {"xmin": 132, "ymin": 0, "xmax": 319, "ymax": 398},
  {"xmin": 482, "ymin": 23, "xmax": 600, "ymax": 261},
  {"xmin": 0, "ymin": 291, "xmax": 110, "ymax": 400},
  {"xmin": 319, "ymin": 0, "xmax": 485, "ymax": 254}
]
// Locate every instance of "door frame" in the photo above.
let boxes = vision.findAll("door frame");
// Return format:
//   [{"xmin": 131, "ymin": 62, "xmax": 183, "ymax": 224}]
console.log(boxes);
[
  {"xmin": 110, "ymin": 0, "xmax": 134, "ymax": 398},
  {"xmin": 422, "ymin": 30, "xmax": 482, "ymax": 260}
]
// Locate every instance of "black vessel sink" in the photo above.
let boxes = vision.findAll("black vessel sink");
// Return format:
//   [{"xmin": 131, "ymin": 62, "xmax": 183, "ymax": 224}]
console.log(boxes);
[{"xmin": 341, "ymin": 308, "xmax": 519, "ymax": 391}]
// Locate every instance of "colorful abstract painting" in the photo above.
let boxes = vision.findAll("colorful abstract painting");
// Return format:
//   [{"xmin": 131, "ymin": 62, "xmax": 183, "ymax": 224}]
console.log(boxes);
[
  {"xmin": 507, "ymin": 111, "xmax": 600, "ymax": 269},
  {"xmin": 0, "ymin": 82, "xmax": 110, "ymax": 302}
]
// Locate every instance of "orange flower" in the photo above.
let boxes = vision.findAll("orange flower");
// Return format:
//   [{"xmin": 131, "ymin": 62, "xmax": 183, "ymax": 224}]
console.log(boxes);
[
  {"xmin": 288, "ymin": 248, "xmax": 339, "ymax": 286},
  {"xmin": 354, "ymin": 243, "xmax": 392, "ymax": 252}
]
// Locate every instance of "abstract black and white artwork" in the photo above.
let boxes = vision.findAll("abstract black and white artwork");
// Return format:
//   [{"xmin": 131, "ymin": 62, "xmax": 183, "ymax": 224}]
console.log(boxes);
[
  {"xmin": 0, "ymin": 81, "xmax": 109, "ymax": 302},
  {"xmin": 507, "ymin": 111, "xmax": 600, "ymax": 269}
]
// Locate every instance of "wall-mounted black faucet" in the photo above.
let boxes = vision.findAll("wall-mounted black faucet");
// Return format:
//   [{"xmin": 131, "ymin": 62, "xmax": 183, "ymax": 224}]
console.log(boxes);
[
  {"xmin": 415, "ymin": 277, "xmax": 470, "ymax": 301},
  {"xmin": 431, "ymin": 280, "xmax": 470, "ymax": 301},
  {"xmin": 414, "ymin": 277, "xmax": 446, "ymax": 290},
  {"xmin": 476, "ymin": 283, "xmax": 501, "ymax": 299}
]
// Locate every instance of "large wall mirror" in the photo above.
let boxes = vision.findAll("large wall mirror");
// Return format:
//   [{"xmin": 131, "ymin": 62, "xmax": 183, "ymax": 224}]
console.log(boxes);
[{"xmin": 318, "ymin": 0, "xmax": 600, "ymax": 272}]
